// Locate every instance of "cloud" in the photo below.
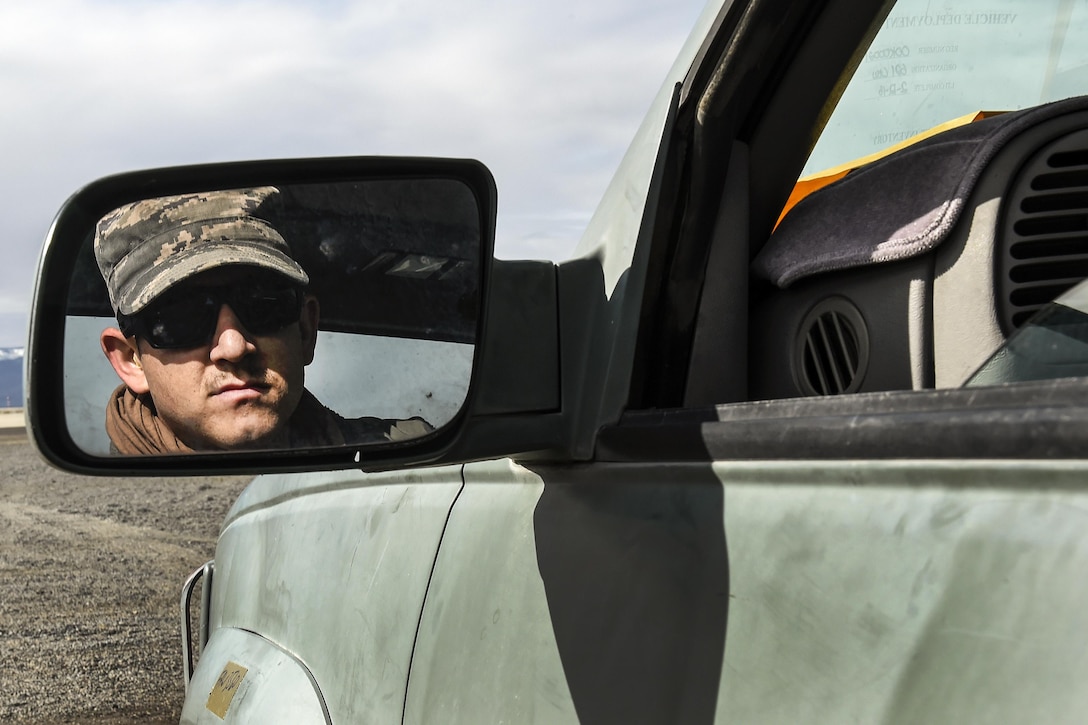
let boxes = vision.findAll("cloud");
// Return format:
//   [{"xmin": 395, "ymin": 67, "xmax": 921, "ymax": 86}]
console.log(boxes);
[{"xmin": 0, "ymin": 0, "xmax": 706, "ymax": 345}]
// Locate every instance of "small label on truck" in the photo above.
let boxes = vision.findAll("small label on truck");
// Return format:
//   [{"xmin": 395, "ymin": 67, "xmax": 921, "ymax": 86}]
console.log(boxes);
[{"xmin": 207, "ymin": 661, "xmax": 248, "ymax": 719}]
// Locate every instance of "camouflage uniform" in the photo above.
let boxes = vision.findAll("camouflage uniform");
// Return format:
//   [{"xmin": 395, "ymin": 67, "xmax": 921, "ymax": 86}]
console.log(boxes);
[{"xmin": 95, "ymin": 187, "xmax": 308, "ymax": 316}]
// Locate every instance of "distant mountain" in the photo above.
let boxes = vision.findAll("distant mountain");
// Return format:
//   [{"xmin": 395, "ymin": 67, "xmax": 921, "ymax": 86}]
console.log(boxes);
[{"xmin": 0, "ymin": 348, "xmax": 23, "ymax": 408}]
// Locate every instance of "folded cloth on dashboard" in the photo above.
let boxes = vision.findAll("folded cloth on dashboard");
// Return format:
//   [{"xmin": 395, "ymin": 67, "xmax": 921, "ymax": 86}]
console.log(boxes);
[{"xmin": 752, "ymin": 95, "xmax": 1088, "ymax": 288}]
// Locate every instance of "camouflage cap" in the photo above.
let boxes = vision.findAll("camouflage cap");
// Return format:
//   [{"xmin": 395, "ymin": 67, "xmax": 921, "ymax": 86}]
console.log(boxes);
[{"xmin": 94, "ymin": 187, "xmax": 309, "ymax": 316}]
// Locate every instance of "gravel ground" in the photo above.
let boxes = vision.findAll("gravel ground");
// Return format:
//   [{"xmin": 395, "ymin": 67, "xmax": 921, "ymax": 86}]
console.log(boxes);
[{"xmin": 0, "ymin": 430, "xmax": 251, "ymax": 724}]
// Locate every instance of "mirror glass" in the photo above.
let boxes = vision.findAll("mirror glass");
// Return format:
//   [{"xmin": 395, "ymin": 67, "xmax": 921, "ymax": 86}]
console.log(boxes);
[{"xmin": 62, "ymin": 179, "xmax": 481, "ymax": 456}]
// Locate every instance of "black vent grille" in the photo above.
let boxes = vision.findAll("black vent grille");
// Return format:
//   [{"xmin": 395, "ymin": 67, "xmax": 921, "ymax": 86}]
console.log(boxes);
[
  {"xmin": 794, "ymin": 297, "xmax": 869, "ymax": 396},
  {"xmin": 1002, "ymin": 131, "xmax": 1088, "ymax": 332}
]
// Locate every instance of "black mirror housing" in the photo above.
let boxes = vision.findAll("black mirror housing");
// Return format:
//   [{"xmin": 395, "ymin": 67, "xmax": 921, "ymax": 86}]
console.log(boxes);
[{"xmin": 26, "ymin": 156, "xmax": 566, "ymax": 475}]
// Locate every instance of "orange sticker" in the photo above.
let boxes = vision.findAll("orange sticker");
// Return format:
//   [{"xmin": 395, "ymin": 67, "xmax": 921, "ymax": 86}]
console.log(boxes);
[{"xmin": 206, "ymin": 661, "xmax": 248, "ymax": 719}]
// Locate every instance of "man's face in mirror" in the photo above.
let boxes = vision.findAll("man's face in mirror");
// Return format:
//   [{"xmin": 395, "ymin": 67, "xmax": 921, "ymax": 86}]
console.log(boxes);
[
  {"xmin": 92, "ymin": 187, "xmax": 320, "ymax": 453},
  {"xmin": 88, "ymin": 184, "xmax": 442, "ymax": 455},
  {"xmin": 101, "ymin": 267, "xmax": 320, "ymax": 451}
]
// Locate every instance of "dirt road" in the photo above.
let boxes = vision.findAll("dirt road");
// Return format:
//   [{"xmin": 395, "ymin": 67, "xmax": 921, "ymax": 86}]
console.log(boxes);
[{"xmin": 0, "ymin": 430, "xmax": 250, "ymax": 724}]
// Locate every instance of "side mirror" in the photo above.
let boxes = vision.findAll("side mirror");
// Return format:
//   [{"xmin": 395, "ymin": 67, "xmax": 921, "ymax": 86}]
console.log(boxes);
[{"xmin": 27, "ymin": 157, "xmax": 501, "ymax": 472}]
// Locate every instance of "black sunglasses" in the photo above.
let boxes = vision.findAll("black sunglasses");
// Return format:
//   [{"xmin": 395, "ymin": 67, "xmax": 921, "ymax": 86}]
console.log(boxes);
[{"xmin": 118, "ymin": 283, "xmax": 303, "ymax": 350}]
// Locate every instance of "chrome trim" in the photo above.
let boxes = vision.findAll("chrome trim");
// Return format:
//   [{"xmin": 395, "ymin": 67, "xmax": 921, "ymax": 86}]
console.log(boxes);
[{"xmin": 181, "ymin": 560, "xmax": 214, "ymax": 690}]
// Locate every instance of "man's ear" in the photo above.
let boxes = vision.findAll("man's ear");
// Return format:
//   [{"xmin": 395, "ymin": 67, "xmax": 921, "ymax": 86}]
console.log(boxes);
[
  {"xmin": 299, "ymin": 295, "xmax": 320, "ymax": 365},
  {"xmin": 100, "ymin": 327, "xmax": 150, "ymax": 395}
]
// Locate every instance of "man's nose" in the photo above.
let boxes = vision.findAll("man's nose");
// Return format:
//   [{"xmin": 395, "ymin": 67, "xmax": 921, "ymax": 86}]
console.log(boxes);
[{"xmin": 208, "ymin": 304, "xmax": 257, "ymax": 362}]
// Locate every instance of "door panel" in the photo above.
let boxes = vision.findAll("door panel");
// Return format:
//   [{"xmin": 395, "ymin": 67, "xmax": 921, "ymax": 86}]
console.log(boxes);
[
  {"xmin": 714, "ymin": 460, "xmax": 1088, "ymax": 723},
  {"xmin": 403, "ymin": 461, "xmax": 577, "ymax": 724},
  {"xmin": 417, "ymin": 456, "xmax": 1088, "ymax": 723},
  {"xmin": 407, "ymin": 459, "xmax": 728, "ymax": 724}
]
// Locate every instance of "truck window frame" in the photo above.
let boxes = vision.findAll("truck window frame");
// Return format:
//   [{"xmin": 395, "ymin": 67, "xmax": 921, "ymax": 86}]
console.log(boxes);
[{"xmin": 615, "ymin": 0, "xmax": 1088, "ymax": 462}]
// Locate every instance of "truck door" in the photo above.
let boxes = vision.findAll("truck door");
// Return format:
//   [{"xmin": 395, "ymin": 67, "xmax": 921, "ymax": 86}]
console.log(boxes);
[{"xmin": 407, "ymin": 0, "xmax": 1088, "ymax": 721}]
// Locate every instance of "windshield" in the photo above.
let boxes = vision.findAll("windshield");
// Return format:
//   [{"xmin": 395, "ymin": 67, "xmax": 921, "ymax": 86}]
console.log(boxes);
[{"xmin": 804, "ymin": 0, "xmax": 1088, "ymax": 175}]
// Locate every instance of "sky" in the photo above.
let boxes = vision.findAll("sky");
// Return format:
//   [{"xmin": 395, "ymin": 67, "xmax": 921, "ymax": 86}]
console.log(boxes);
[{"xmin": 0, "ymin": 0, "xmax": 709, "ymax": 347}]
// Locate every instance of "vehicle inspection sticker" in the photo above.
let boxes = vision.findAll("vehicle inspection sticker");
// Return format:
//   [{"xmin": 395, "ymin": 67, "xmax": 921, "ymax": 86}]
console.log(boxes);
[{"xmin": 206, "ymin": 661, "xmax": 248, "ymax": 719}]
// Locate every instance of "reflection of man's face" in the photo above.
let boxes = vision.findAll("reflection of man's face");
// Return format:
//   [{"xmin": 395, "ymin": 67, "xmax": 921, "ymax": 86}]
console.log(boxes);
[{"xmin": 102, "ymin": 267, "xmax": 319, "ymax": 450}]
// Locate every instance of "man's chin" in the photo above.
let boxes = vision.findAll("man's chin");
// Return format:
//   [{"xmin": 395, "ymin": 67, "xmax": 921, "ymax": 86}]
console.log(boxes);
[{"xmin": 197, "ymin": 417, "xmax": 289, "ymax": 451}]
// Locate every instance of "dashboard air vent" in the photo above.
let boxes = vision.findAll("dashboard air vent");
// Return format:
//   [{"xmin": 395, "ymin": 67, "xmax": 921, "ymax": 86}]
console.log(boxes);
[
  {"xmin": 1001, "ymin": 129, "xmax": 1088, "ymax": 332},
  {"xmin": 794, "ymin": 297, "xmax": 869, "ymax": 396}
]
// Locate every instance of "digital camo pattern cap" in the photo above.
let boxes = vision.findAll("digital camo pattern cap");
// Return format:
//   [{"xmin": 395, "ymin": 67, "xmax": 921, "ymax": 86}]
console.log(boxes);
[{"xmin": 94, "ymin": 186, "xmax": 309, "ymax": 316}]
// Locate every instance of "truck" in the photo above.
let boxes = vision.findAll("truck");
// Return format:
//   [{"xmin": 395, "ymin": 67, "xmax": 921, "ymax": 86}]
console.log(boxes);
[{"xmin": 25, "ymin": 0, "xmax": 1088, "ymax": 721}]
